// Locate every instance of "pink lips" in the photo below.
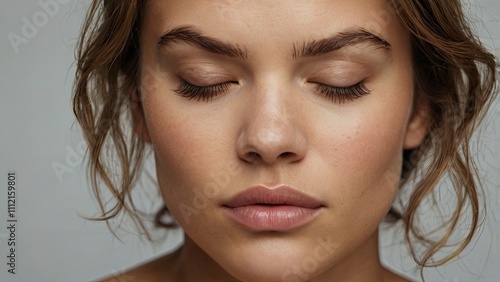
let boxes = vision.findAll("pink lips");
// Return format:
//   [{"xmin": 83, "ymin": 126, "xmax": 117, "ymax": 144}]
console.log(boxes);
[{"xmin": 221, "ymin": 185, "xmax": 324, "ymax": 231}]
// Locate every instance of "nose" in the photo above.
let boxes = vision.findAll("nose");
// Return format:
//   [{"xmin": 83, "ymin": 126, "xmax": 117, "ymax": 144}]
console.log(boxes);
[{"xmin": 236, "ymin": 88, "xmax": 308, "ymax": 165}]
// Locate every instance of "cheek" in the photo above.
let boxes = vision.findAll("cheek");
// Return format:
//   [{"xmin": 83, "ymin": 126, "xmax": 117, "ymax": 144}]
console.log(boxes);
[
  {"xmin": 324, "ymin": 69, "xmax": 413, "ymax": 200},
  {"xmin": 150, "ymin": 118, "xmax": 198, "ymax": 213},
  {"xmin": 314, "ymin": 99, "xmax": 410, "ymax": 219},
  {"xmin": 347, "ymin": 122, "xmax": 404, "ymax": 199},
  {"xmin": 145, "ymin": 102, "xmax": 231, "ymax": 222},
  {"xmin": 344, "ymin": 115, "xmax": 406, "ymax": 181}
]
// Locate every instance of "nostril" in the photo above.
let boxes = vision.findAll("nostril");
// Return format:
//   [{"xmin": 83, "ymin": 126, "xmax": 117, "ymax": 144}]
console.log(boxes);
[
  {"xmin": 279, "ymin": 152, "xmax": 295, "ymax": 159},
  {"xmin": 248, "ymin": 151, "xmax": 258, "ymax": 157},
  {"xmin": 246, "ymin": 151, "xmax": 260, "ymax": 162},
  {"xmin": 241, "ymin": 151, "xmax": 299, "ymax": 164}
]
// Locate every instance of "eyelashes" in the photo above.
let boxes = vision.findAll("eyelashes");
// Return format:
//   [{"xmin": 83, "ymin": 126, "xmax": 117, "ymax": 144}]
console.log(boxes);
[
  {"xmin": 173, "ymin": 80, "xmax": 234, "ymax": 102},
  {"xmin": 314, "ymin": 82, "xmax": 370, "ymax": 104},
  {"xmin": 173, "ymin": 79, "xmax": 371, "ymax": 103}
]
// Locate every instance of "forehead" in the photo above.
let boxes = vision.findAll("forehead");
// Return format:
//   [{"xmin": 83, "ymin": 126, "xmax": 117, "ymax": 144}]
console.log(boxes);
[{"xmin": 141, "ymin": 0, "xmax": 409, "ymax": 54}]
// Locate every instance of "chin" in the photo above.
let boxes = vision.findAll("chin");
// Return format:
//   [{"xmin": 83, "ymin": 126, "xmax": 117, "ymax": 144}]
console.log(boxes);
[
  {"xmin": 224, "ymin": 258, "xmax": 330, "ymax": 282},
  {"xmin": 210, "ymin": 236, "xmax": 339, "ymax": 282},
  {"xmin": 224, "ymin": 259, "xmax": 313, "ymax": 282}
]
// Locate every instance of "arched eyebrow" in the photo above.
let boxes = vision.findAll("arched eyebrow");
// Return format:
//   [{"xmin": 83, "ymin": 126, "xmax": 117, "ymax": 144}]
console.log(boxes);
[
  {"xmin": 292, "ymin": 28, "xmax": 391, "ymax": 59},
  {"xmin": 158, "ymin": 25, "xmax": 391, "ymax": 60},
  {"xmin": 158, "ymin": 25, "xmax": 248, "ymax": 59}
]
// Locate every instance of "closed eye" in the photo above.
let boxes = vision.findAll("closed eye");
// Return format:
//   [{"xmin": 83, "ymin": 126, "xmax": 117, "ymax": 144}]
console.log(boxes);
[
  {"xmin": 314, "ymin": 81, "xmax": 371, "ymax": 103},
  {"xmin": 173, "ymin": 79, "xmax": 371, "ymax": 103},
  {"xmin": 173, "ymin": 79, "xmax": 237, "ymax": 102}
]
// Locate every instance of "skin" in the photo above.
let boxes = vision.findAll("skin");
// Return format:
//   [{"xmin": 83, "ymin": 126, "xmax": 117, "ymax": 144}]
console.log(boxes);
[{"xmin": 106, "ymin": 0, "xmax": 429, "ymax": 281}]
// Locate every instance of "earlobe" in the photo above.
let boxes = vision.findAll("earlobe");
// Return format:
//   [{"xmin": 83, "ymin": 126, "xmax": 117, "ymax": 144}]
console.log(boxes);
[
  {"xmin": 131, "ymin": 89, "xmax": 151, "ymax": 143},
  {"xmin": 404, "ymin": 100, "xmax": 429, "ymax": 149}
]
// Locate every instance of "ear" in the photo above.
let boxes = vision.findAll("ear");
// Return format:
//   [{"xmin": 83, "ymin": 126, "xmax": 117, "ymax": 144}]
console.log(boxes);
[
  {"xmin": 131, "ymin": 89, "xmax": 151, "ymax": 143},
  {"xmin": 404, "ymin": 99, "xmax": 429, "ymax": 149}
]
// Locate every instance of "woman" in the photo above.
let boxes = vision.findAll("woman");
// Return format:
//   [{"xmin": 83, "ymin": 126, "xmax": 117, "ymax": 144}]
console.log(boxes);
[{"xmin": 73, "ymin": 0, "xmax": 498, "ymax": 281}]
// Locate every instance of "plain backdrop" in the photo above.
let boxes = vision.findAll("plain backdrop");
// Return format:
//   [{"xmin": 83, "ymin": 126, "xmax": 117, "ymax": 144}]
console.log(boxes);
[{"xmin": 0, "ymin": 0, "xmax": 499, "ymax": 281}]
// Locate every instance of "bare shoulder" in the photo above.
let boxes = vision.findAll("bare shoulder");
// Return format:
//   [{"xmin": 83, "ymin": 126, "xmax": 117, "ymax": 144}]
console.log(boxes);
[{"xmin": 95, "ymin": 249, "xmax": 182, "ymax": 282}]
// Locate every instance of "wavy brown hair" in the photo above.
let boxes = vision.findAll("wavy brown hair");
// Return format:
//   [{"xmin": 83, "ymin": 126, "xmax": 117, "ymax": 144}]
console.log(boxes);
[{"xmin": 73, "ymin": 0, "xmax": 498, "ymax": 275}]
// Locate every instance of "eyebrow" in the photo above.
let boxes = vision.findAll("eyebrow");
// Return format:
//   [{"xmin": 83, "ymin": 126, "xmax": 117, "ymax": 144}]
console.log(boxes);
[
  {"xmin": 158, "ymin": 25, "xmax": 248, "ymax": 59},
  {"xmin": 292, "ymin": 28, "xmax": 391, "ymax": 59},
  {"xmin": 157, "ymin": 25, "xmax": 391, "ymax": 60}
]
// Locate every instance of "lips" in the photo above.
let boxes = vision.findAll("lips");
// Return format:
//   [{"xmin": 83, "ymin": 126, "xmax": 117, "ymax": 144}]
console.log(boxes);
[{"xmin": 221, "ymin": 185, "xmax": 324, "ymax": 231}]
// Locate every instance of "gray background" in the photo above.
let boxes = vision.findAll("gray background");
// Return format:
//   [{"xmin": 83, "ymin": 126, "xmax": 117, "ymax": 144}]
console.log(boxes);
[{"xmin": 0, "ymin": 0, "xmax": 498, "ymax": 281}]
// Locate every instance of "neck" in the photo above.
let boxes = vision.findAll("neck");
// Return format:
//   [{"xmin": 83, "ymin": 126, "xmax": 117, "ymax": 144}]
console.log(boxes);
[{"xmin": 177, "ymin": 236, "xmax": 239, "ymax": 282}]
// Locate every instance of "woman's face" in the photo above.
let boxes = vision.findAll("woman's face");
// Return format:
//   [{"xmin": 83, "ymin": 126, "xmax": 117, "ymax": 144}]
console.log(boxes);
[{"xmin": 135, "ymin": 0, "xmax": 427, "ymax": 280}]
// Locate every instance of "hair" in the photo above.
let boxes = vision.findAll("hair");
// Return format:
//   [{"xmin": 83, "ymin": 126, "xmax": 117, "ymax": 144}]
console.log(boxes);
[{"xmin": 73, "ymin": 0, "xmax": 498, "ymax": 275}]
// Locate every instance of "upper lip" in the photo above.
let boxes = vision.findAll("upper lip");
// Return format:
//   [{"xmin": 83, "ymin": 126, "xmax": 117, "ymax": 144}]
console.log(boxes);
[{"xmin": 222, "ymin": 185, "xmax": 324, "ymax": 209}]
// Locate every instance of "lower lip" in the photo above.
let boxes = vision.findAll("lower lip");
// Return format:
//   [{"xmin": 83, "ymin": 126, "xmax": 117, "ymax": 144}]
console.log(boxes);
[{"xmin": 222, "ymin": 205, "xmax": 322, "ymax": 231}]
